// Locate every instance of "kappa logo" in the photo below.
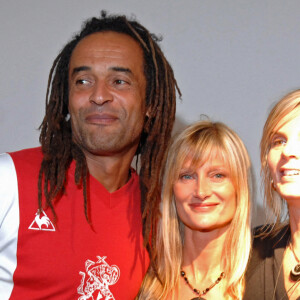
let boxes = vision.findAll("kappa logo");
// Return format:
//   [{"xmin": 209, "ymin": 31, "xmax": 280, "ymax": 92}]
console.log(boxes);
[
  {"xmin": 28, "ymin": 210, "xmax": 55, "ymax": 231},
  {"xmin": 78, "ymin": 256, "xmax": 120, "ymax": 300}
]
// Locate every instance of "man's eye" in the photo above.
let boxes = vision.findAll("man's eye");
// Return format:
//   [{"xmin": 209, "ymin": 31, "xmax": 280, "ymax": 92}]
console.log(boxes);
[
  {"xmin": 114, "ymin": 79, "xmax": 127, "ymax": 85},
  {"xmin": 76, "ymin": 79, "xmax": 89, "ymax": 85}
]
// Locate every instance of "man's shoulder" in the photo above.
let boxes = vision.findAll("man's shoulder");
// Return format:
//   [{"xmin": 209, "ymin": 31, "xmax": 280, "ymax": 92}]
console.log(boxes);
[
  {"xmin": 2, "ymin": 147, "xmax": 43, "ymax": 176},
  {"xmin": 8, "ymin": 147, "xmax": 43, "ymax": 161}
]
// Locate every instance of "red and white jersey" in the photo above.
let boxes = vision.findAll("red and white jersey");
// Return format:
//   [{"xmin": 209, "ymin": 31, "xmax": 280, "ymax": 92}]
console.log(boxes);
[{"xmin": 0, "ymin": 148, "xmax": 149, "ymax": 300}]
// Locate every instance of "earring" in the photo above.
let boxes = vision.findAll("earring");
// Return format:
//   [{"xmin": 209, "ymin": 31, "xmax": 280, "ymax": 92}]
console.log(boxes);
[
  {"xmin": 65, "ymin": 113, "xmax": 70, "ymax": 121},
  {"xmin": 271, "ymin": 179, "xmax": 277, "ymax": 191}
]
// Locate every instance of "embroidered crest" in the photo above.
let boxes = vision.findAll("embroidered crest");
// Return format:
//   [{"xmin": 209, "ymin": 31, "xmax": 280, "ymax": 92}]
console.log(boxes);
[
  {"xmin": 78, "ymin": 256, "xmax": 120, "ymax": 300},
  {"xmin": 28, "ymin": 210, "xmax": 55, "ymax": 231}
]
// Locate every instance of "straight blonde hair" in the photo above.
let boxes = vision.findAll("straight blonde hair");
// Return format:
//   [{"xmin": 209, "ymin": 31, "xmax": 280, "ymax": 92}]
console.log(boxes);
[
  {"xmin": 137, "ymin": 120, "xmax": 252, "ymax": 299},
  {"xmin": 260, "ymin": 90, "xmax": 300, "ymax": 233}
]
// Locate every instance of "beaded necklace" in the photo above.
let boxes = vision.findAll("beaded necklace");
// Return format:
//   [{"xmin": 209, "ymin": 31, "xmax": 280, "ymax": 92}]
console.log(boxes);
[{"xmin": 180, "ymin": 270, "xmax": 225, "ymax": 300}]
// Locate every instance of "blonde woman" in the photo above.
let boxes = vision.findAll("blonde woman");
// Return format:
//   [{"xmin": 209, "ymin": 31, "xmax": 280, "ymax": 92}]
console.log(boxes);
[
  {"xmin": 245, "ymin": 90, "xmax": 300, "ymax": 300},
  {"xmin": 137, "ymin": 120, "xmax": 252, "ymax": 299}
]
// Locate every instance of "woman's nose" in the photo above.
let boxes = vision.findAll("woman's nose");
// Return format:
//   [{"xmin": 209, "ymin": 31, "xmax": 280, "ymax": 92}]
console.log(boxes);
[
  {"xmin": 194, "ymin": 178, "xmax": 212, "ymax": 200},
  {"xmin": 282, "ymin": 139, "xmax": 300, "ymax": 159}
]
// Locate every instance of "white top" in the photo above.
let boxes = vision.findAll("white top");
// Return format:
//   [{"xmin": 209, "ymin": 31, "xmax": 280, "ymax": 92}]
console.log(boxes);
[{"xmin": 0, "ymin": 153, "xmax": 19, "ymax": 299}]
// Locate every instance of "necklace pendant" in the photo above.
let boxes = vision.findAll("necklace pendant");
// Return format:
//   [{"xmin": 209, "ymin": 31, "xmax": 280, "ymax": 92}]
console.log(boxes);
[{"xmin": 290, "ymin": 264, "xmax": 300, "ymax": 282}]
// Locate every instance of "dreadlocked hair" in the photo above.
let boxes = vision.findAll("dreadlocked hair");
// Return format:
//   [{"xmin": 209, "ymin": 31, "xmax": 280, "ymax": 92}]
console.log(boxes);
[{"xmin": 38, "ymin": 11, "xmax": 181, "ymax": 259}]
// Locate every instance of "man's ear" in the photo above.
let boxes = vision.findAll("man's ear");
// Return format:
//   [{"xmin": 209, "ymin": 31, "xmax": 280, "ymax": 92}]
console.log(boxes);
[{"xmin": 145, "ymin": 107, "xmax": 151, "ymax": 118}]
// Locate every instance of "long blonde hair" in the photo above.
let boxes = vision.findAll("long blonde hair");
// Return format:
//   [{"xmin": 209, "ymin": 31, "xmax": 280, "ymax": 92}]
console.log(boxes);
[
  {"xmin": 260, "ymin": 90, "xmax": 300, "ymax": 233},
  {"xmin": 137, "ymin": 120, "xmax": 252, "ymax": 299}
]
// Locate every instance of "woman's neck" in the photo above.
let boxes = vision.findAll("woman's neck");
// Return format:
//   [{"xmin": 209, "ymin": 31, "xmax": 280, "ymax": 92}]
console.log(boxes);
[
  {"xmin": 289, "ymin": 204, "xmax": 300, "ymax": 253},
  {"xmin": 182, "ymin": 226, "xmax": 229, "ymax": 280}
]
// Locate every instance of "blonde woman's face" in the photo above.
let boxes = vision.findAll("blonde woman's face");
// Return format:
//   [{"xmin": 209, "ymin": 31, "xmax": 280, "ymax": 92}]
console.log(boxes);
[
  {"xmin": 268, "ymin": 114, "xmax": 300, "ymax": 202},
  {"xmin": 173, "ymin": 156, "xmax": 236, "ymax": 232}
]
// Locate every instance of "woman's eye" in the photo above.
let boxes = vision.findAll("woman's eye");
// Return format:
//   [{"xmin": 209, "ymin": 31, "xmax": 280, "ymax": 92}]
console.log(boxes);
[
  {"xmin": 179, "ymin": 174, "xmax": 193, "ymax": 180},
  {"xmin": 271, "ymin": 138, "xmax": 286, "ymax": 147},
  {"xmin": 212, "ymin": 173, "xmax": 226, "ymax": 181},
  {"xmin": 214, "ymin": 173, "xmax": 224, "ymax": 179},
  {"xmin": 210, "ymin": 171, "xmax": 228, "ymax": 182}
]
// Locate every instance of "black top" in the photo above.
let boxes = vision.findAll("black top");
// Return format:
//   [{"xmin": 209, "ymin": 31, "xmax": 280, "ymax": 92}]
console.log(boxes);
[{"xmin": 244, "ymin": 225, "xmax": 290, "ymax": 300}]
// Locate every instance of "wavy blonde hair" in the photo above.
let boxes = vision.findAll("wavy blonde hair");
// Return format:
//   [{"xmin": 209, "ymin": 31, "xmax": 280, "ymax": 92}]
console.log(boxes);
[
  {"xmin": 260, "ymin": 90, "xmax": 300, "ymax": 233},
  {"xmin": 137, "ymin": 120, "xmax": 252, "ymax": 299}
]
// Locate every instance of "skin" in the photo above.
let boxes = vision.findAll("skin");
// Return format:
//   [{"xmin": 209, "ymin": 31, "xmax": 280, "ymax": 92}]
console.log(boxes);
[
  {"xmin": 268, "ymin": 114, "xmax": 300, "ymax": 202},
  {"xmin": 174, "ymin": 156, "xmax": 236, "ymax": 233},
  {"xmin": 267, "ymin": 113, "xmax": 300, "ymax": 299},
  {"xmin": 171, "ymin": 155, "xmax": 236, "ymax": 299},
  {"xmin": 68, "ymin": 31, "xmax": 146, "ymax": 191}
]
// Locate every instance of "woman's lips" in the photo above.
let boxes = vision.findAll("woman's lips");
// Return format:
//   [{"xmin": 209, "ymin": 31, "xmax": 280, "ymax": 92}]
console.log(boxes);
[
  {"xmin": 189, "ymin": 202, "xmax": 219, "ymax": 211},
  {"xmin": 278, "ymin": 168, "xmax": 300, "ymax": 183}
]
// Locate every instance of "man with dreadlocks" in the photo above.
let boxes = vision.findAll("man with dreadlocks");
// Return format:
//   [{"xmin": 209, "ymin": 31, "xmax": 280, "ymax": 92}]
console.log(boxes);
[{"xmin": 0, "ymin": 11, "xmax": 180, "ymax": 299}]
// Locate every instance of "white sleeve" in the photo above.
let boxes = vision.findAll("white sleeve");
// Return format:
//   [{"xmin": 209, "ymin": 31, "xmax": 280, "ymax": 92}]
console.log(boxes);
[{"xmin": 0, "ymin": 153, "xmax": 19, "ymax": 299}]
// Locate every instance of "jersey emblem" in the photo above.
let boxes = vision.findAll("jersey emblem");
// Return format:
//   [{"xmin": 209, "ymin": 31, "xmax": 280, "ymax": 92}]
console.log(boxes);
[
  {"xmin": 28, "ymin": 210, "xmax": 55, "ymax": 231},
  {"xmin": 78, "ymin": 256, "xmax": 120, "ymax": 300}
]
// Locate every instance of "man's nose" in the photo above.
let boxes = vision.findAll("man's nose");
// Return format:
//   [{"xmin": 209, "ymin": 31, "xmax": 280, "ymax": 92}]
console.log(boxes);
[{"xmin": 89, "ymin": 81, "xmax": 113, "ymax": 105}]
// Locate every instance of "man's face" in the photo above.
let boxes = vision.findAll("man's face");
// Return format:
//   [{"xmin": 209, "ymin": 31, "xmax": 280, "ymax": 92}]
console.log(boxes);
[{"xmin": 68, "ymin": 31, "xmax": 146, "ymax": 156}]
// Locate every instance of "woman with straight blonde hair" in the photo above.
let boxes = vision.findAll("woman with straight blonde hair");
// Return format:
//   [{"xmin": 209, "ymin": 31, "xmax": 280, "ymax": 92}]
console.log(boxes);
[
  {"xmin": 137, "ymin": 120, "xmax": 252, "ymax": 299},
  {"xmin": 245, "ymin": 90, "xmax": 300, "ymax": 299}
]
